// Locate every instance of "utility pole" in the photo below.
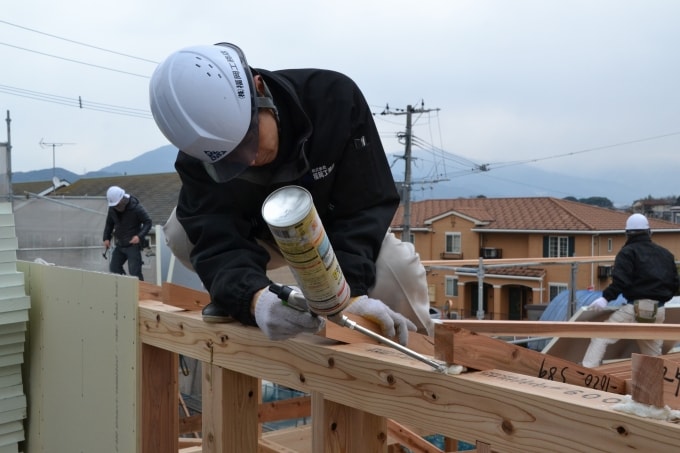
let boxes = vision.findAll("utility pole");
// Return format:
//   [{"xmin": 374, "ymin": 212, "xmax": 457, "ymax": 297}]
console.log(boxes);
[
  {"xmin": 382, "ymin": 101, "xmax": 440, "ymax": 243},
  {"xmin": 39, "ymin": 139, "xmax": 76, "ymax": 179},
  {"xmin": 0, "ymin": 111, "xmax": 11, "ymax": 203}
]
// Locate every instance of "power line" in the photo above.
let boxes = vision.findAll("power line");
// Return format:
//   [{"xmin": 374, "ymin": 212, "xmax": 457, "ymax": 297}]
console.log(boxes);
[
  {"xmin": 0, "ymin": 42, "xmax": 150, "ymax": 78},
  {"xmin": 0, "ymin": 20, "xmax": 158, "ymax": 64},
  {"xmin": 0, "ymin": 84, "xmax": 153, "ymax": 119},
  {"xmin": 486, "ymin": 131, "xmax": 680, "ymax": 170}
]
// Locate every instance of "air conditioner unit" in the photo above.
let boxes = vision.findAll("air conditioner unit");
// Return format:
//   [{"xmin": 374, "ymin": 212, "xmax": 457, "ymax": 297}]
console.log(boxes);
[
  {"xmin": 480, "ymin": 247, "xmax": 502, "ymax": 259},
  {"xmin": 597, "ymin": 265, "xmax": 613, "ymax": 279}
]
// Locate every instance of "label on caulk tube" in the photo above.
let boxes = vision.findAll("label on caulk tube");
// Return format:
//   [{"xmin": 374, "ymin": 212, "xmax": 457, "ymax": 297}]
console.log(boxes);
[{"xmin": 261, "ymin": 185, "xmax": 351, "ymax": 316}]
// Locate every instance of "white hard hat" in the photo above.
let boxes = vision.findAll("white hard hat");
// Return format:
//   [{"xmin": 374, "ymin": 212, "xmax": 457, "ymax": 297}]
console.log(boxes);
[
  {"xmin": 625, "ymin": 213, "xmax": 650, "ymax": 230},
  {"xmin": 107, "ymin": 186, "xmax": 128, "ymax": 206},
  {"xmin": 149, "ymin": 42, "xmax": 260, "ymax": 182}
]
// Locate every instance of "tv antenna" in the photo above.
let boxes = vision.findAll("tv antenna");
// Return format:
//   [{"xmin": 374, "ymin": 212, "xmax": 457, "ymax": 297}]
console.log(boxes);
[{"xmin": 39, "ymin": 139, "xmax": 76, "ymax": 179}]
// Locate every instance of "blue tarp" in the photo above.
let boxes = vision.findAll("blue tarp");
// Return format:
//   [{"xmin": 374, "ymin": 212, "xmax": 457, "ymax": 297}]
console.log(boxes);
[
  {"xmin": 538, "ymin": 290, "xmax": 627, "ymax": 322},
  {"xmin": 526, "ymin": 290, "xmax": 627, "ymax": 351}
]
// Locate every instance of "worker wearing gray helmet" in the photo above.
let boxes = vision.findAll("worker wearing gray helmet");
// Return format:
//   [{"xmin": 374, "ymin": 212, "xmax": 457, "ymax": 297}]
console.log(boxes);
[
  {"xmin": 149, "ymin": 42, "xmax": 433, "ymax": 345},
  {"xmin": 582, "ymin": 213, "xmax": 679, "ymax": 367}
]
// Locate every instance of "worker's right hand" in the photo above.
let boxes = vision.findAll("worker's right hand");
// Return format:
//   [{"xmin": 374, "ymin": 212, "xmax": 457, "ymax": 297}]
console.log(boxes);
[
  {"xmin": 344, "ymin": 296, "xmax": 417, "ymax": 346},
  {"xmin": 588, "ymin": 296, "xmax": 608, "ymax": 311},
  {"xmin": 253, "ymin": 287, "xmax": 325, "ymax": 341},
  {"xmin": 103, "ymin": 240, "xmax": 110, "ymax": 249}
]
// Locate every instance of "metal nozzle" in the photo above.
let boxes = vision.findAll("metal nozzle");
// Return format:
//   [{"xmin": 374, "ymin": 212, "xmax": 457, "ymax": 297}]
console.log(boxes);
[{"xmin": 328, "ymin": 314, "xmax": 447, "ymax": 373}]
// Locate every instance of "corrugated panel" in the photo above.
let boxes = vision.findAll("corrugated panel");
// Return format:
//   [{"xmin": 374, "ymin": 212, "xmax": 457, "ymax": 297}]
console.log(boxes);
[{"xmin": 0, "ymin": 203, "xmax": 27, "ymax": 453}]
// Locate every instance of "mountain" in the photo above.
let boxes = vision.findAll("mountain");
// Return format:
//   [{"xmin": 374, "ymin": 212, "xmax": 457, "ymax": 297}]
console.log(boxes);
[
  {"xmin": 98, "ymin": 145, "xmax": 177, "ymax": 175},
  {"xmin": 11, "ymin": 145, "xmax": 177, "ymax": 183},
  {"xmin": 11, "ymin": 145, "xmax": 666, "ymax": 207}
]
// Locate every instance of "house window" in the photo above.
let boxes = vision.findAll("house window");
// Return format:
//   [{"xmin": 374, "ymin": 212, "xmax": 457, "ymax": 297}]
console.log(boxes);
[
  {"xmin": 445, "ymin": 276, "xmax": 458, "ymax": 297},
  {"xmin": 549, "ymin": 283, "xmax": 568, "ymax": 301},
  {"xmin": 548, "ymin": 236, "xmax": 569, "ymax": 257},
  {"xmin": 445, "ymin": 232, "xmax": 462, "ymax": 253},
  {"xmin": 407, "ymin": 232, "xmax": 415, "ymax": 245},
  {"xmin": 607, "ymin": 238, "xmax": 613, "ymax": 253}
]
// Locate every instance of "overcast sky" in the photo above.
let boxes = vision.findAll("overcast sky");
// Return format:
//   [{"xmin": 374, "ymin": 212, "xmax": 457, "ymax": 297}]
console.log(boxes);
[{"xmin": 2, "ymin": 1, "xmax": 679, "ymax": 202}]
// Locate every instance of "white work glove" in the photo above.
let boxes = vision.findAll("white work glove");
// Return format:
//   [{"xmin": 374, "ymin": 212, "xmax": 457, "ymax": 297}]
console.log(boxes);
[
  {"xmin": 588, "ymin": 296, "xmax": 608, "ymax": 311},
  {"xmin": 254, "ymin": 286, "xmax": 325, "ymax": 341},
  {"xmin": 344, "ymin": 296, "xmax": 417, "ymax": 346}
]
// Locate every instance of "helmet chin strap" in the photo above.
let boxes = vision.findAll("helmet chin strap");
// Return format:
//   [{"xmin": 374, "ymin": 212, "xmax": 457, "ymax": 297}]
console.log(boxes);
[{"xmin": 255, "ymin": 78, "xmax": 279, "ymax": 123}]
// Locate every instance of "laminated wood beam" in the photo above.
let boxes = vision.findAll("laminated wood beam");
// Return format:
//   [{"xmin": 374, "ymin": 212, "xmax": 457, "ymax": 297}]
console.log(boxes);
[
  {"xmin": 631, "ymin": 353, "xmax": 680, "ymax": 409},
  {"xmin": 161, "ymin": 282, "xmax": 210, "ymax": 310},
  {"xmin": 438, "ymin": 320, "xmax": 680, "ymax": 340},
  {"xmin": 321, "ymin": 313, "xmax": 435, "ymax": 355},
  {"xmin": 139, "ymin": 302, "xmax": 680, "ymax": 452},
  {"xmin": 139, "ymin": 280, "xmax": 162, "ymax": 301},
  {"xmin": 434, "ymin": 326, "xmax": 627, "ymax": 394},
  {"xmin": 259, "ymin": 396, "xmax": 311, "ymax": 423}
]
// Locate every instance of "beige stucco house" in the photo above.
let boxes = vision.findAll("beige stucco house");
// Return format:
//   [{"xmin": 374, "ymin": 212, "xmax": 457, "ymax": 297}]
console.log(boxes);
[{"xmin": 390, "ymin": 197, "xmax": 680, "ymax": 320}]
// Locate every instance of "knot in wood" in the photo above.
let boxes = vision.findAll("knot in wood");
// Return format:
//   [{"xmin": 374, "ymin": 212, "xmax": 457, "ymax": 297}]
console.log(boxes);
[{"xmin": 501, "ymin": 419, "xmax": 514, "ymax": 435}]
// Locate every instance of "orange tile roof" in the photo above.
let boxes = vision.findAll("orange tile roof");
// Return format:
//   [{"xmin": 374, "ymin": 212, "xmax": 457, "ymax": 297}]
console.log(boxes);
[{"xmin": 393, "ymin": 197, "xmax": 679, "ymax": 232}]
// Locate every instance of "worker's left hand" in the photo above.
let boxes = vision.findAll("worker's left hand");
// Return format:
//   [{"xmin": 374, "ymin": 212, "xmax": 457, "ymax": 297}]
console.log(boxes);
[
  {"xmin": 344, "ymin": 296, "xmax": 417, "ymax": 346},
  {"xmin": 254, "ymin": 287, "xmax": 325, "ymax": 340}
]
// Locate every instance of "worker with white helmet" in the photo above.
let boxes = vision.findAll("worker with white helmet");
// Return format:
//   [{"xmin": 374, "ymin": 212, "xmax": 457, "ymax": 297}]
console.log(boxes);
[
  {"xmin": 582, "ymin": 213, "xmax": 679, "ymax": 367},
  {"xmin": 149, "ymin": 42, "xmax": 433, "ymax": 345},
  {"xmin": 103, "ymin": 185, "xmax": 152, "ymax": 280}
]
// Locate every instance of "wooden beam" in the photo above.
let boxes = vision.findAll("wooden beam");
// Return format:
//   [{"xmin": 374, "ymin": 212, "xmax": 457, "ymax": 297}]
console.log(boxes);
[
  {"xmin": 322, "ymin": 313, "xmax": 435, "ymax": 355},
  {"xmin": 631, "ymin": 354, "xmax": 680, "ymax": 409},
  {"xmin": 386, "ymin": 419, "xmax": 444, "ymax": 453},
  {"xmin": 139, "ymin": 280, "xmax": 163, "ymax": 301},
  {"xmin": 438, "ymin": 319, "xmax": 680, "ymax": 340},
  {"xmin": 161, "ymin": 282, "xmax": 210, "ymax": 310},
  {"xmin": 434, "ymin": 326, "xmax": 627, "ymax": 394},
  {"xmin": 259, "ymin": 396, "xmax": 311, "ymax": 423},
  {"xmin": 423, "ymin": 256, "xmax": 616, "ymax": 267},
  {"xmin": 139, "ymin": 303, "xmax": 680, "ymax": 452},
  {"xmin": 178, "ymin": 414, "xmax": 202, "ymax": 435}
]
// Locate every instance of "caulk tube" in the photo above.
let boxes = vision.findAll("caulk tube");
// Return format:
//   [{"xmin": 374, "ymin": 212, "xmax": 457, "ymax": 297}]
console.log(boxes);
[{"xmin": 261, "ymin": 186, "xmax": 351, "ymax": 317}]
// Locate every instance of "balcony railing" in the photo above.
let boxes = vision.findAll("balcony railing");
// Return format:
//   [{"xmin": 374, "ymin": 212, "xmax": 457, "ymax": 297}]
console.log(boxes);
[{"xmin": 439, "ymin": 251, "xmax": 463, "ymax": 260}]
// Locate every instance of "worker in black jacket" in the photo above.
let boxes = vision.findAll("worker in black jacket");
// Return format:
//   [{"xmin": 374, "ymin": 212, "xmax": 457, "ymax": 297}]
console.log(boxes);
[
  {"xmin": 149, "ymin": 42, "xmax": 432, "ymax": 345},
  {"xmin": 582, "ymin": 213, "xmax": 680, "ymax": 367},
  {"xmin": 103, "ymin": 185, "xmax": 152, "ymax": 280}
]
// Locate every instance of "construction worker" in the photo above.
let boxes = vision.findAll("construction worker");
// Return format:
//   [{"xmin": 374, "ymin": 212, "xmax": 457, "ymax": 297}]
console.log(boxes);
[
  {"xmin": 103, "ymin": 185, "xmax": 152, "ymax": 281},
  {"xmin": 582, "ymin": 213, "xmax": 679, "ymax": 367},
  {"xmin": 149, "ymin": 42, "xmax": 432, "ymax": 345}
]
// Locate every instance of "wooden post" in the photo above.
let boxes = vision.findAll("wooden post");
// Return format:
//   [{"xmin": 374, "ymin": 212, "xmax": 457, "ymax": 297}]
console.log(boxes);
[
  {"xmin": 141, "ymin": 343, "xmax": 178, "ymax": 453},
  {"xmin": 312, "ymin": 391, "xmax": 388, "ymax": 452},
  {"xmin": 631, "ymin": 353, "xmax": 680, "ymax": 409},
  {"xmin": 201, "ymin": 364, "xmax": 260, "ymax": 452}
]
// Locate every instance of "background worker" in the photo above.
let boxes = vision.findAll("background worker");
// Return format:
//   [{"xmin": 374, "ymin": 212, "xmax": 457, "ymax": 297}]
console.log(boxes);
[
  {"xmin": 103, "ymin": 185, "xmax": 152, "ymax": 281},
  {"xmin": 150, "ymin": 42, "xmax": 433, "ymax": 346},
  {"xmin": 582, "ymin": 213, "xmax": 680, "ymax": 367}
]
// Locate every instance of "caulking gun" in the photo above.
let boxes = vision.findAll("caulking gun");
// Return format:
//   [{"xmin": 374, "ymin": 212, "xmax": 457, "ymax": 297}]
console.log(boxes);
[{"xmin": 262, "ymin": 185, "xmax": 447, "ymax": 373}]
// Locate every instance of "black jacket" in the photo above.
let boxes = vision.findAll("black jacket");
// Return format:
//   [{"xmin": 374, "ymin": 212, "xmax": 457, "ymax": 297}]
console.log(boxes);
[
  {"xmin": 103, "ymin": 195, "xmax": 152, "ymax": 247},
  {"xmin": 175, "ymin": 68, "xmax": 400, "ymax": 326},
  {"xmin": 603, "ymin": 233, "xmax": 680, "ymax": 305}
]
